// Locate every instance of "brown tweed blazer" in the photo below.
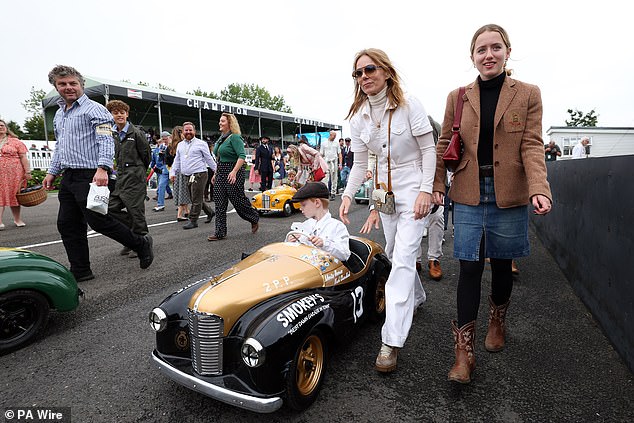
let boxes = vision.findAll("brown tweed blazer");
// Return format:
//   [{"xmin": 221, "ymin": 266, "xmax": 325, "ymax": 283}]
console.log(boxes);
[{"xmin": 433, "ymin": 76, "xmax": 552, "ymax": 208}]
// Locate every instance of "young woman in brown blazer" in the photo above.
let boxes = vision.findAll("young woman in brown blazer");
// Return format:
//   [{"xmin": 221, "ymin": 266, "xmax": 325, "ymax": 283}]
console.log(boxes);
[{"xmin": 433, "ymin": 24, "xmax": 553, "ymax": 384}]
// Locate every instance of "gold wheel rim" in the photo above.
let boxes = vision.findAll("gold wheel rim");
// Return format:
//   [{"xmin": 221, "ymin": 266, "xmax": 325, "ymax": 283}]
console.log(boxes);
[{"xmin": 296, "ymin": 334, "xmax": 324, "ymax": 396}]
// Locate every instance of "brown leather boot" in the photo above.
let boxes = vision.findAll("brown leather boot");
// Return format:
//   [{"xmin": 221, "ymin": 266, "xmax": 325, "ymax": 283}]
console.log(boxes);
[
  {"xmin": 448, "ymin": 320, "xmax": 476, "ymax": 384},
  {"xmin": 485, "ymin": 296, "xmax": 510, "ymax": 352},
  {"xmin": 428, "ymin": 260, "xmax": 443, "ymax": 280}
]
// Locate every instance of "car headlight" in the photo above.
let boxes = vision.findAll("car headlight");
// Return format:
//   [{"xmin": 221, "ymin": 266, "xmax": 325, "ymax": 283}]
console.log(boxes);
[
  {"xmin": 149, "ymin": 307, "xmax": 168, "ymax": 332},
  {"xmin": 241, "ymin": 338, "xmax": 265, "ymax": 367}
]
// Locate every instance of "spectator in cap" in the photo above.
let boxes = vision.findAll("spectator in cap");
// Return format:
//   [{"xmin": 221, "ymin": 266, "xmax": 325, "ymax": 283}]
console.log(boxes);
[
  {"xmin": 254, "ymin": 135, "xmax": 274, "ymax": 191},
  {"xmin": 287, "ymin": 182, "xmax": 350, "ymax": 261},
  {"xmin": 149, "ymin": 131, "xmax": 173, "ymax": 212}
]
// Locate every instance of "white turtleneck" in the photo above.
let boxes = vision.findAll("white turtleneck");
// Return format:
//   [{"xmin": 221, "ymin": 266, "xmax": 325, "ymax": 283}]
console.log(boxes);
[
  {"xmin": 368, "ymin": 86, "xmax": 388, "ymax": 128},
  {"xmin": 343, "ymin": 89, "xmax": 436, "ymax": 202}
]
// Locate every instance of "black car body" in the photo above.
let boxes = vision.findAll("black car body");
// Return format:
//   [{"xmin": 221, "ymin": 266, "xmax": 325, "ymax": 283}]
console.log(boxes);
[{"xmin": 150, "ymin": 236, "xmax": 390, "ymax": 412}]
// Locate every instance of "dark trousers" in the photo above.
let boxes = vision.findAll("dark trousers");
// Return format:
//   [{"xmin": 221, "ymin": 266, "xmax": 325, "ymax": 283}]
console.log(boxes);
[
  {"xmin": 213, "ymin": 162, "xmax": 259, "ymax": 238},
  {"xmin": 108, "ymin": 167, "xmax": 148, "ymax": 235},
  {"xmin": 443, "ymin": 185, "xmax": 453, "ymax": 230},
  {"xmin": 186, "ymin": 171, "xmax": 214, "ymax": 222},
  {"xmin": 205, "ymin": 168, "xmax": 214, "ymax": 201},
  {"xmin": 259, "ymin": 170, "xmax": 273, "ymax": 192},
  {"xmin": 457, "ymin": 237, "xmax": 513, "ymax": 326},
  {"xmin": 57, "ymin": 169, "xmax": 144, "ymax": 277}
]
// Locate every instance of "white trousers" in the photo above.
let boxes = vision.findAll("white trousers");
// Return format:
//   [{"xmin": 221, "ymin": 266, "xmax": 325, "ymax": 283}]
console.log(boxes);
[
  {"xmin": 417, "ymin": 205, "xmax": 445, "ymax": 261},
  {"xmin": 379, "ymin": 199, "xmax": 427, "ymax": 348},
  {"xmin": 324, "ymin": 160, "xmax": 338, "ymax": 195}
]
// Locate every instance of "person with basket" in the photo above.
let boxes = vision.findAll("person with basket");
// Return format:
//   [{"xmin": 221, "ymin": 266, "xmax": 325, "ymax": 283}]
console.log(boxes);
[{"xmin": 0, "ymin": 119, "xmax": 33, "ymax": 230}]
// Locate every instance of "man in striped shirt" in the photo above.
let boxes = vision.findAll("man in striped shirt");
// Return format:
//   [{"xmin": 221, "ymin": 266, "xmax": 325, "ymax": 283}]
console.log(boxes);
[{"xmin": 43, "ymin": 65, "xmax": 154, "ymax": 281}]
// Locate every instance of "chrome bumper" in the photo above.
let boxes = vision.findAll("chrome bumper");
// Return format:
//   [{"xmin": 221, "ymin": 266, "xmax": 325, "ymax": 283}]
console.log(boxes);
[
  {"xmin": 254, "ymin": 207, "xmax": 279, "ymax": 212},
  {"xmin": 151, "ymin": 350, "xmax": 283, "ymax": 413}
]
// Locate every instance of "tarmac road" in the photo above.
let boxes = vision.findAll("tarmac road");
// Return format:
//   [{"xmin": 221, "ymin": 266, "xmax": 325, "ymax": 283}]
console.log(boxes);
[{"xmin": 1, "ymin": 190, "xmax": 632, "ymax": 422}]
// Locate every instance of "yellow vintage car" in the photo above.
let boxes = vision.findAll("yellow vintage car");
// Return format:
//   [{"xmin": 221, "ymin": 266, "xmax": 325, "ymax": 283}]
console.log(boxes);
[{"xmin": 251, "ymin": 185, "xmax": 301, "ymax": 217}]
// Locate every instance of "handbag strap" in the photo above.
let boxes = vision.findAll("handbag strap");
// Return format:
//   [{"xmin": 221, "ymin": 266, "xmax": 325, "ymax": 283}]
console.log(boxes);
[
  {"xmin": 375, "ymin": 109, "xmax": 394, "ymax": 191},
  {"xmin": 452, "ymin": 87, "xmax": 466, "ymax": 134}
]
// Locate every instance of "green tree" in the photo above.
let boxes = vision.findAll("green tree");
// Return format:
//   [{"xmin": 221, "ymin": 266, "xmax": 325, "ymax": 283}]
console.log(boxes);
[
  {"xmin": 6, "ymin": 120, "xmax": 25, "ymax": 138},
  {"xmin": 21, "ymin": 87, "xmax": 48, "ymax": 140},
  {"xmin": 566, "ymin": 108, "xmax": 598, "ymax": 127},
  {"xmin": 218, "ymin": 83, "xmax": 292, "ymax": 113},
  {"xmin": 157, "ymin": 83, "xmax": 175, "ymax": 92},
  {"xmin": 187, "ymin": 87, "xmax": 219, "ymax": 99},
  {"xmin": 22, "ymin": 87, "xmax": 46, "ymax": 116},
  {"xmin": 23, "ymin": 115, "xmax": 46, "ymax": 140}
]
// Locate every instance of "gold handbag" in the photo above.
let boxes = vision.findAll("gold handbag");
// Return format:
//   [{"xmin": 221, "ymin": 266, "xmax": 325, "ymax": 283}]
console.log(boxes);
[{"xmin": 372, "ymin": 110, "xmax": 396, "ymax": 215}]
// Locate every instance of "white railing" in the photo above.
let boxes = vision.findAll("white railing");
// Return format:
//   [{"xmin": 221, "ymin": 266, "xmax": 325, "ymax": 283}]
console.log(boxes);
[{"xmin": 27, "ymin": 150, "xmax": 54, "ymax": 170}]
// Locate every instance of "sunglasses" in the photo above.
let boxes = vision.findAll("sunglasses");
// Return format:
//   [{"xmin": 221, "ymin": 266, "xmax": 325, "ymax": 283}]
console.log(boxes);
[{"xmin": 352, "ymin": 64, "xmax": 382, "ymax": 79}]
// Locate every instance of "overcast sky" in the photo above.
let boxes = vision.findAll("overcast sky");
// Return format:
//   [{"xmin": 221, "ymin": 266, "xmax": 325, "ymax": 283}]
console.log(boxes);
[{"xmin": 2, "ymin": 0, "xmax": 632, "ymax": 139}]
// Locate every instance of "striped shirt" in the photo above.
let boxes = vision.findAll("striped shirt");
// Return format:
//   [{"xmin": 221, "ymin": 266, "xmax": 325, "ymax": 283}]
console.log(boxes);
[{"xmin": 48, "ymin": 94, "xmax": 115, "ymax": 175}]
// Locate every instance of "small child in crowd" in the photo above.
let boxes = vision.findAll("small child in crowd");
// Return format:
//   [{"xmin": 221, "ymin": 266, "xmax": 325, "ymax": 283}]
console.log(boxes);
[
  {"xmin": 286, "ymin": 168, "xmax": 299, "ymax": 189},
  {"xmin": 287, "ymin": 182, "xmax": 351, "ymax": 262}
]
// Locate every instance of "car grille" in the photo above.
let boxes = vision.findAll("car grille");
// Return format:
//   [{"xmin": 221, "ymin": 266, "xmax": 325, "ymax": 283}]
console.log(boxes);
[
  {"xmin": 188, "ymin": 310, "xmax": 224, "ymax": 376},
  {"xmin": 262, "ymin": 194, "xmax": 270, "ymax": 208}
]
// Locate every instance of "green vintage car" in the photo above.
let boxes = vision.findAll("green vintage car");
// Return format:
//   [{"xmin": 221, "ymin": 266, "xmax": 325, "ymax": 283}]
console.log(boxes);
[{"xmin": 0, "ymin": 248, "xmax": 82, "ymax": 354}]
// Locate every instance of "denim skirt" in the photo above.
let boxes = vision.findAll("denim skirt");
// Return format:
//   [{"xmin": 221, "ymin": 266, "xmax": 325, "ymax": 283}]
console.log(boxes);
[{"xmin": 453, "ymin": 176, "xmax": 529, "ymax": 261}]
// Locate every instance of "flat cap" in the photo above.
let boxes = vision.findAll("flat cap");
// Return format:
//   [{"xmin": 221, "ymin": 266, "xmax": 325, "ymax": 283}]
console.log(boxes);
[{"xmin": 291, "ymin": 182, "xmax": 329, "ymax": 202}]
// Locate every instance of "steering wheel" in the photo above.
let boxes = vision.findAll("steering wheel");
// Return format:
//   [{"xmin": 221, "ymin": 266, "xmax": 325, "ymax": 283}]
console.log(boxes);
[{"xmin": 285, "ymin": 230, "xmax": 310, "ymax": 243}]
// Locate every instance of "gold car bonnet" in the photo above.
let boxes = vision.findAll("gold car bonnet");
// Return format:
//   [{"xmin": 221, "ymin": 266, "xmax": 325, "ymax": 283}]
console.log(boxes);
[{"xmin": 188, "ymin": 242, "xmax": 347, "ymax": 336}]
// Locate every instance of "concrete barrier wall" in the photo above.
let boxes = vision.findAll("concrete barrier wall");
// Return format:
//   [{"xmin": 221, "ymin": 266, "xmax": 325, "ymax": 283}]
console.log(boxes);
[{"xmin": 531, "ymin": 155, "xmax": 634, "ymax": 372}]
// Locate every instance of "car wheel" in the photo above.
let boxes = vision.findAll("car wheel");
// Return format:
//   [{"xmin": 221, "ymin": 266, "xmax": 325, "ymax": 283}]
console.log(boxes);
[
  {"xmin": 285, "ymin": 328, "xmax": 328, "ymax": 410},
  {"xmin": 282, "ymin": 201, "xmax": 293, "ymax": 217},
  {"xmin": 354, "ymin": 199, "xmax": 361, "ymax": 204},
  {"xmin": 369, "ymin": 266, "xmax": 389, "ymax": 322},
  {"xmin": 0, "ymin": 290, "xmax": 50, "ymax": 353}
]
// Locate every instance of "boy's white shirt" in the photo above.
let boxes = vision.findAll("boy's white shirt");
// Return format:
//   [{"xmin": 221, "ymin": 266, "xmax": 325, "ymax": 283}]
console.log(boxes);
[{"xmin": 289, "ymin": 212, "xmax": 351, "ymax": 261}]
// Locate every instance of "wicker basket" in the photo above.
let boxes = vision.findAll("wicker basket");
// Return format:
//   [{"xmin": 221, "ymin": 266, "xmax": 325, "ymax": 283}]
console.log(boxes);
[{"xmin": 16, "ymin": 184, "xmax": 48, "ymax": 207}]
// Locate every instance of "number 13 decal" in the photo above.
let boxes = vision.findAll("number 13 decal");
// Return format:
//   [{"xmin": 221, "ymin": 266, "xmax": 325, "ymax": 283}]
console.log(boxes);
[{"xmin": 351, "ymin": 286, "xmax": 364, "ymax": 323}]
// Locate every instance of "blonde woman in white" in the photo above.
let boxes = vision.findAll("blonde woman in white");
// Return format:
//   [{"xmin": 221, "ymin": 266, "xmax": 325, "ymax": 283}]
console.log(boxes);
[{"xmin": 340, "ymin": 48, "xmax": 436, "ymax": 373}]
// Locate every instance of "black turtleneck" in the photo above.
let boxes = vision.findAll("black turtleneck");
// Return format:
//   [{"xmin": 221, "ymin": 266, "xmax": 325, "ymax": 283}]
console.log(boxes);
[{"xmin": 477, "ymin": 72, "xmax": 505, "ymax": 167}]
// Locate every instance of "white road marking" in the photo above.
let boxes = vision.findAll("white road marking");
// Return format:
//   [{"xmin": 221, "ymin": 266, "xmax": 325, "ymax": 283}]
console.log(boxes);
[{"xmin": 16, "ymin": 211, "xmax": 235, "ymax": 250}]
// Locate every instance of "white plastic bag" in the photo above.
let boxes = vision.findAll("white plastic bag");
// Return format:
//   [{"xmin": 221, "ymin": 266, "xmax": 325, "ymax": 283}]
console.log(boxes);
[{"xmin": 86, "ymin": 182, "xmax": 110, "ymax": 215}]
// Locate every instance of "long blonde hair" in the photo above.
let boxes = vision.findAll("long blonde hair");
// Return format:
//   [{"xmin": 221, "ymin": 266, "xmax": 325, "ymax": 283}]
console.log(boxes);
[
  {"xmin": 287, "ymin": 144, "xmax": 299, "ymax": 160},
  {"xmin": 0, "ymin": 119, "xmax": 18, "ymax": 138},
  {"xmin": 169, "ymin": 125, "xmax": 183, "ymax": 155},
  {"xmin": 222, "ymin": 113, "xmax": 242, "ymax": 135},
  {"xmin": 346, "ymin": 48, "xmax": 405, "ymax": 120}
]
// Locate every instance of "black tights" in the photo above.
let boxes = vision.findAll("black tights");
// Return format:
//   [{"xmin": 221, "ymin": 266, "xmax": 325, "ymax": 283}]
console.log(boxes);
[{"xmin": 457, "ymin": 237, "xmax": 513, "ymax": 327}]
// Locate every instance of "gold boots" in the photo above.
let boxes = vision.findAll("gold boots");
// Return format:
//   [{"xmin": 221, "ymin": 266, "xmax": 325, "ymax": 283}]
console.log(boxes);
[
  {"xmin": 448, "ymin": 320, "xmax": 476, "ymax": 384},
  {"xmin": 485, "ymin": 296, "xmax": 510, "ymax": 352}
]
